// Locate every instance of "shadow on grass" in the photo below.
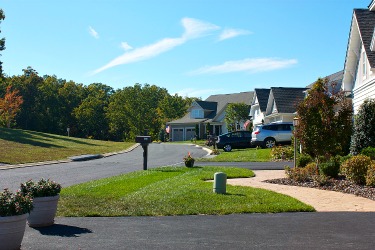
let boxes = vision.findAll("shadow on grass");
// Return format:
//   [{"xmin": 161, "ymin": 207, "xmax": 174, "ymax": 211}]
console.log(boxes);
[
  {"xmin": 32, "ymin": 224, "xmax": 93, "ymax": 237},
  {"xmin": 0, "ymin": 128, "xmax": 98, "ymax": 148}
]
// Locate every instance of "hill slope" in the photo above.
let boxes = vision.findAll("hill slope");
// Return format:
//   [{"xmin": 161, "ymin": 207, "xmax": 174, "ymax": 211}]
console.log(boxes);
[{"xmin": 0, "ymin": 128, "xmax": 134, "ymax": 164}]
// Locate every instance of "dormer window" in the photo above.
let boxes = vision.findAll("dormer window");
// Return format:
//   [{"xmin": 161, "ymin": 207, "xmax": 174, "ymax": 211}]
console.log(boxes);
[{"xmin": 191, "ymin": 109, "xmax": 203, "ymax": 118}]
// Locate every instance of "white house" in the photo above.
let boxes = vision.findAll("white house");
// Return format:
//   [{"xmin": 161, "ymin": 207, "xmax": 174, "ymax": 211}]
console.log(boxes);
[
  {"xmin": 342, "ymin": 1, "xmax": 375, "ymax": 113},
  {"xmin": 249, "ymin": 88, "xmax": 270, "ymax": 126}
]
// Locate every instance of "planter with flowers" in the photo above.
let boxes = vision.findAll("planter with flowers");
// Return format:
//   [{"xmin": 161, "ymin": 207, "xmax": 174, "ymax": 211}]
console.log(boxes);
[
  {"xmin": 0, "ymin": 188, "xmax": 33, "ymax": 250},
  {"xmin": 20, "ymin": 178, "xmax": 62, "ymax": 227},
  {"xmin": 183, "ymin": 152, "xmax": 195, "ymax": 168}
]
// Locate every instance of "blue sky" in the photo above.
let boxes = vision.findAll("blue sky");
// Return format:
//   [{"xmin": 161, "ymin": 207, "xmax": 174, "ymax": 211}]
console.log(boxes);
[{"xmin": 1, "ymin": 0, "xmax": 371, "ymax": 99}]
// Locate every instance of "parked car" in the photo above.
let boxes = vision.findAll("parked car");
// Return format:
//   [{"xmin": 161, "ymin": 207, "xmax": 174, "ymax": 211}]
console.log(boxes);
[
  {"xmin": 251, "ymin": 122, "xmax": 294, "ymax": 148},
  {"xmin": 216, "ymin": 131, "xmax": 252, "ymax": 152}
]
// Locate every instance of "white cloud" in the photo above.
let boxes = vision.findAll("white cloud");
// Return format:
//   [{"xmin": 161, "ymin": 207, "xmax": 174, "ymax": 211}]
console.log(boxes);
[
  {"xmin": 89, "ymin": 26, "xmax": 99, "ymax": 39},
  {"xmin": 93, "ymin": 18, "xmax": 219, "ymax": 75},
  {"xmin": 190, "ymin": 58, "xmax": 298, "ymax": 75},
  {"xmin": 218, "ymin": 28, "xmax": 252, "ymax": 41},
  {"xmin": 120, "ymin": 42, "xmax": 133, "ymax": 51},
  {"xmin": 175, "ymin": 88, "xmax": 222, "ymax": 99},
  {"xmin": 181, "ymin": 18, "xmax": 220, "ymax": 39}
]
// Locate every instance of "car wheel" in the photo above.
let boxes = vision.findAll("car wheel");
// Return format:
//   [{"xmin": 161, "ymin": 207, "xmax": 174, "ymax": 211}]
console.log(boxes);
[
  {"xmin": 223, "ymin": 144, "xmax": 232, "ymax": 152},
  {"xmin": 264, "ymin": 138, "xmax": 276, "ymax": 148}
]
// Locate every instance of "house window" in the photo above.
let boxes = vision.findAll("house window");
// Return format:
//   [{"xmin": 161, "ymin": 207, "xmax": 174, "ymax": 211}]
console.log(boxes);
[
  {"xmin": 191, "ymin": 109, "xmax": 203, "ymax": 118},
  {"xmin": 362, "ymin": 51, "xmax": 367, "ymax": 77}
]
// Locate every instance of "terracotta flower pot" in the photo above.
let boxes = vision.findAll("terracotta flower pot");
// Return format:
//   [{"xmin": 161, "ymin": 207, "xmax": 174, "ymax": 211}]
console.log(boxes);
[
  {"xmin": 0, "ymin": 213, "xmax": 28, "ymax": 250},
  {"xmin": 28, "ymin": 194, "xmax": 59, "ymax": 227}
]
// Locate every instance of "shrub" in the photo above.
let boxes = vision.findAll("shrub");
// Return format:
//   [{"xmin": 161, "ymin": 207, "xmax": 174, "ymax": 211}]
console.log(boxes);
[
  {"xmin": 366, "ymin": 162, "xmax": 375, "ymax": 187},
  {"xmin": 297, "ymin": 154, "xmax": 313, "ymax": 168},
  {"xmin": 318, "ymin": 155, "xmax": 342, "ymax": 178},
  {"xmin": 350, "ymin": 99, "xmax": 375, "ymax": 155},
  {"xmin": 271, "ymin": 146, "xmax": 294, "ymax": 161},
  {"xmin": 361, "ymin": 147, "xmax": 375, "ymax": 160},
  {"xmin": 340, "ymin": 155, "xmax": 372, "ymax": 184},
  {"xmin": 0, "ymin": 189, "xmax": 33, "ymax": 216},
  {"xmin": 20, "ymin": 178, "xmax": 62, "ymax": 198},
  {"xmin": 285, "ymin": 163, "xmax": 317, "ymax": 182}
]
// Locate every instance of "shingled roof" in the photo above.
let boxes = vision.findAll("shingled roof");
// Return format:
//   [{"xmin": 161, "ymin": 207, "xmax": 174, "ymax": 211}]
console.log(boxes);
[
  {"xmin": 195, "ymin": 101, "xmax": 217, "ymax": 111},
  {"xmin": 167, "ymin": 91, "xmax": 253, "ymax": 125},
  {"xmin": 306, "ymin": 70, "xmax": 343, "ymax": 93},
  {"xmin": 253, "ymin": 88, "xmax": 271, "ymax": 112},
  {"xmin": 354, "ymin": 9, "xmax": 375, "ymax": 68},
  {"xmin": 267, "ymin": 87, "xmax": 308, "ymax": 114},
  {"xmin": 205, "ymin": 91, "xmax": 253, "ymax": 114}
]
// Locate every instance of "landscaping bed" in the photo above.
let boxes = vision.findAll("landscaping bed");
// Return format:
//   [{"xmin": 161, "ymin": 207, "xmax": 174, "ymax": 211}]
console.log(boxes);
[{"xmin": 266, "ymin": 176, "xmax": 375, "ymax": 201}]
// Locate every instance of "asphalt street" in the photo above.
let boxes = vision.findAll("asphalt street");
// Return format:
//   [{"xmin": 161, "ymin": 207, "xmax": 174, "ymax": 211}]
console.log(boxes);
[
  {"xmin": 2, "ymin": 143, "xmax": 373, "ymax": 249},
  {"xmin": 23, "ymin": 213, "xmax": 375, "ymax": 249}
]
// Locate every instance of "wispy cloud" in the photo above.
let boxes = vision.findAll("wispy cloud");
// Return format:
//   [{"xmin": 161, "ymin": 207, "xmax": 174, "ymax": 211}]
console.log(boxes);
[
  {"xmin": 89, "ymin": 26, "xmax": 99, "ymax": 39},
  {"xmin": 218, "ymin": 28, "xmax": 252, "ymax": 41},
  {"xmin": 175, "ymin": 88, "xmax": 223, "ymax": 98},
  {"xmin": 120, "ymin": 42, "xmax": 133, "ymax": 51},
  {"xmin": 190, "ymin": 58, "xmax": 298, "ymax": 75},
  {"xmin": 93, "ymin": 18, "xmax": 220, "ymax": 75}
]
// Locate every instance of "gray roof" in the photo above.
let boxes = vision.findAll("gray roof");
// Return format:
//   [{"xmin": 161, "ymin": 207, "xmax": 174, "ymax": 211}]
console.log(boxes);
[
  {"xmin": 195, "ymin": 101, "xmax": 217, "ymax": 111},
  {"xmin": 167, "ymin": 91, "xmax": 254, "ymax": 125},
  {"xmin": 354, "ymin": 9, "xmax": 375, "ymax": 68},
  {"xmin": 269, "ymin": 87, "xmax": 308, "ymax": 114},
  {"xmin": 306, "ymin": 70, "xmax": 343, "ymax": 93},
  {"xmin": 205, "ymin": 91, "xmax": 254, "ymax": 114},
  {"xmin": 254, "ymin": 88, "xmax": 270, "ymax": 112}
]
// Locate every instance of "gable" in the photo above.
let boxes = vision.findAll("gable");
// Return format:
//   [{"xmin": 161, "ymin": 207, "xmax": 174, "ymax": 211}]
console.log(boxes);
[{"xmin": 266, "ymin": 87, "xmax": 307, "ymax": 115}]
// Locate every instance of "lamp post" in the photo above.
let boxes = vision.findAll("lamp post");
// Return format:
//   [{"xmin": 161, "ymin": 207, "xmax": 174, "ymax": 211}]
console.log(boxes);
[{"xmin": 293, "ymin": 117, "xmax": 299, "ymax": 168}]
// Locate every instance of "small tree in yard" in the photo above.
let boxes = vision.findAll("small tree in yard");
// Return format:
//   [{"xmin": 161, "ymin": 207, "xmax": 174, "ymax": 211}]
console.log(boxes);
[
  {"xmin": 0, "ymin": 85, "xmax": 23, "ymax": 128},
  {"xmin": 350, "ymin": 99, "xmax": 375, "ymax": 155},
  {"xmin": 295, "ymin": 78, "xmax": 353, "ymax": 160},
  {"xmin": 225, "ymin": 103, "xmax": 250, "ymax": 132}
]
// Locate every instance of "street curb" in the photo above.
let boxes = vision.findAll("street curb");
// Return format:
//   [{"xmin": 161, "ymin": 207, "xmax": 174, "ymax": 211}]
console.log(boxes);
[{"xmin": 0, "ymin": 143, "xmax": 141, "ymax": 171}]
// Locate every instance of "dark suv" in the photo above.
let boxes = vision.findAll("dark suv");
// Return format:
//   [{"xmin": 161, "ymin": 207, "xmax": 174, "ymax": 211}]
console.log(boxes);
[
  {"xmin": 216, "ymin": 131, "xmax": 252, "ymax": 152},
  {"xmin": 251, "ymin": 122, "xmax": 293, "ymax": 148}
]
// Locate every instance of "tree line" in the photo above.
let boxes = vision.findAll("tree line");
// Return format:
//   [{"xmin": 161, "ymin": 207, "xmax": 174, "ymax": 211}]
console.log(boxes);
[{"xmin": 0, "ymin": 67, "xmax": 197, "ymax": 141}]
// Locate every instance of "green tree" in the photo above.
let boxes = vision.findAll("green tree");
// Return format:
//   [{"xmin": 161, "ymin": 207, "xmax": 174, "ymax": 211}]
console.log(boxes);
[
  {"xmin": 10, "ymin": 67, "xmax": 44, "ymax": 130},
  {"xmin": 224, "ymin": 103, "xmax": 250, "ymax": 132},
  {"xmin": 295, "ymin": 78, "xmax": 353, "ymax": 159},
  {"xmin": 157, "ymin": 93, "xmax": 188, "ymax": 124},
  {"xmin": 106, "ymin": 84, "xmax": 169, "ymax": 141},
  {"xmin": 73, "ymin": 83, "xmax": 113, "ymax": 139},
  {"xmin": 0, "ymin": 9, "xmax": 5, "ymax": 78},
  {"xmin": 350, "ymin": 99, "xmax": 375, "ymax": 155}
]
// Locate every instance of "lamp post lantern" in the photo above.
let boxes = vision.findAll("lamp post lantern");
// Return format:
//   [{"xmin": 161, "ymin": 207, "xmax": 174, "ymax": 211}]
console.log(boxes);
[{"xmin": 293, "ymin": 117, "xmax": 299, "ymax": 168}]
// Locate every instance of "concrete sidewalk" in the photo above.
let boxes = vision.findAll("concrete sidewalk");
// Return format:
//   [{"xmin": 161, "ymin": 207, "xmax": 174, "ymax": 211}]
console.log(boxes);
[{"xmin": 227, "ymin": 170, "xmax": 375, "ymax": 212}]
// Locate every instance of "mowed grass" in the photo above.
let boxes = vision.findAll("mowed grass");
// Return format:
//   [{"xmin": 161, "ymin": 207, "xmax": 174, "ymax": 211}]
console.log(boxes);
[
  {"xmin": 0, "ymin": 128, "xmax": 134, "ymax": 164},
  {"xmin": 198, "ymin": 148, "xmax": 272, "ymax": 162},
  {"xmin": 58, "ymin": 166, "xmax": 314, "ymax": 216}
]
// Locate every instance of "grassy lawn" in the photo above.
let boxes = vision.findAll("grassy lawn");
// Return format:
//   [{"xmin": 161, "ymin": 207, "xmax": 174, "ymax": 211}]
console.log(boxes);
[
  {"xmin": 198, "ymin": 148, "xmax": 272, "ymax": 162},
  {"xmin": 58, "ymin": 166, "xmax": 314, "ymax": 216},
  {"xmin": 0, "ymin": 128, "xmax": 135, "ymax": 164}
]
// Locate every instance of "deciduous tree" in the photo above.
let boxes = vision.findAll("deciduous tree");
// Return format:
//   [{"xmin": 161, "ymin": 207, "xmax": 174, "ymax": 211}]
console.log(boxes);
[
  {"xmin": 295, "ymin": 78, "xmax": 353, "ymax": 159},
  {"xmin": 224, "ymin": 103, "xmax": 250, "ymax": 132},
  {"xmin": 0, "ymin": 85, "xmax": 23, "ymax": 128}
]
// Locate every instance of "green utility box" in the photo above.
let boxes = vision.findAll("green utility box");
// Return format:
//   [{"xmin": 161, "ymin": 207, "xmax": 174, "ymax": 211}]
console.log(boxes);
[{"xmin": 213, "ymin": 172, "xmax": 227, "ymax": 194}]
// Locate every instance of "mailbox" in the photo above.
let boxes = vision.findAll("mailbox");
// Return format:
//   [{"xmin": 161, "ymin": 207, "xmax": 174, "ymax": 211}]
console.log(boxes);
[
  {"xmin": 135, "ymin": 136, "xmax": 152, "ymax": 144},
  {"xmin": 135, "ymin": 136, "xmax": 152, "ymax": 170}
]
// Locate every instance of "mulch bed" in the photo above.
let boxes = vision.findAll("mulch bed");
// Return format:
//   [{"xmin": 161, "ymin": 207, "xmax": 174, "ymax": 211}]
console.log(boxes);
[{"xmin": 265, "ymin": 177, "xmax": 375, "ymax": 201}]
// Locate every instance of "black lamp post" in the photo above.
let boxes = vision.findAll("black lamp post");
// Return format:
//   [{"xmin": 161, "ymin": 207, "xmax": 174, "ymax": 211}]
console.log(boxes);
[{"xmin": 293, "ymin": 117, "xmax": 299, "ymax": 168}]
